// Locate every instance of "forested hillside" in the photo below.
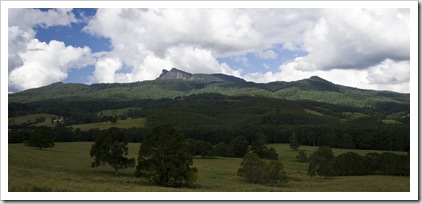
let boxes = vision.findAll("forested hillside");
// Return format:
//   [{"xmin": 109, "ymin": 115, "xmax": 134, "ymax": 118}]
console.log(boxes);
[{"xmin": 9, "ymin": 69, "xmax": 409, "ymax": 108}]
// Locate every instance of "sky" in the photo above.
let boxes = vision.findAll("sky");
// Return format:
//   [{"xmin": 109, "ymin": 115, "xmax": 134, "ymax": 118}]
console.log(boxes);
[{"xmin": 7, "ymin": 8, "xmax": 411, "ymax": 93}]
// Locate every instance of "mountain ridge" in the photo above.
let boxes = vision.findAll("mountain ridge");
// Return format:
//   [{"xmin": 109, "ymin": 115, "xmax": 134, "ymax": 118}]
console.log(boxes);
[
  {"xmin": 8, "ymin": 68, "xmax": 409, "ymax": 108},
  {"xmin": 157, "ymin": 68, "xmax": 246, "ymax": 83}
]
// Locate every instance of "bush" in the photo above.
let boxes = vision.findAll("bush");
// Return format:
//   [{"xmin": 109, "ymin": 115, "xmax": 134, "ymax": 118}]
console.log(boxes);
[
  {"xmin": 335, "ymin": 152, "xmax": 367, "ymax": 176},
  {"xmin": 238, "ymin": 153, "xmax": 287, "ymax": 186},
  {"xmin": 296, "ymin": 150, "xmax": 309, "ymax": 163}
]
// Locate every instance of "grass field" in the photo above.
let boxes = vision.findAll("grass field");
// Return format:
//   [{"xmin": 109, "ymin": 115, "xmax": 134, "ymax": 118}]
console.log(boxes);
[
  {"xmin": 8, "ymin": 142, "xmax": 409, "ymax": 192},
  {"xmin": 8, "ymin": 113, "xmax": 60, "ymax": 127},
  {"xmin": 70, "ymin": 118, "xmax": 145, "ymax": 131},
  {"xmin": 97, "ymin": 107, "xmax": 142, "ymax": 117}
]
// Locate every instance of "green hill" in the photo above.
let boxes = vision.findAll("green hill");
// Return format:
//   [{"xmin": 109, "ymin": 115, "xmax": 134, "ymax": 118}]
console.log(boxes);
[{"xmin": 8, "ymin": 71, "xmax": 409, "ymax": 109}]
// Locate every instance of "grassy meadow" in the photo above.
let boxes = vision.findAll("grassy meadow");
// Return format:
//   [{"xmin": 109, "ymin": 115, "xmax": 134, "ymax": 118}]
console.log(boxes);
[
  {"xmin": 70, "ymin": 118, "xmax": 145, "ymax": 131},
  {"xmin": 8, "ymin": 142, "xmax": 409, "ymax": 192},
  {"xmin": 8, "ymin": 113, "xmax": 60, "ymax": 127}
]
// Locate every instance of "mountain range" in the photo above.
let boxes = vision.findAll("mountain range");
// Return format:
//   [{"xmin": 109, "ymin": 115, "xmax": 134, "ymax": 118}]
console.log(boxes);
[{"xmin": 9, "ymin": 68, "xmax": 409, "ymax": 108}]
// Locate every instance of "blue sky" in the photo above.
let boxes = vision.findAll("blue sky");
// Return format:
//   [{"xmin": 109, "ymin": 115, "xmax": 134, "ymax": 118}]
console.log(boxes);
[{"xmin": 7, "ymin": 8, "xmax": 411, "ymax": 93}]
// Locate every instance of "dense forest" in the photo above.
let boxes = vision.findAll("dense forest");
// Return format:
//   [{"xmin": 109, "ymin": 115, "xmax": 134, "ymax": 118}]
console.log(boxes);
[{"xmin": 9, "ymin": 92, "xmax": 410, "ymax": 152}]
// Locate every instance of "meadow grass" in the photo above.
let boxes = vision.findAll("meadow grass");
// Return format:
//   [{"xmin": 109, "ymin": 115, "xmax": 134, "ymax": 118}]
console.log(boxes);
[
  {"xmin": 8, "ymin": 113, "xmax": 59, "ymax": 127},
  {"xmin": 70, "ymin": 118, "xmax": 145, "ymax": 131},
  {"xmin": 97, "ymin": 107, "xmax": 142, "ymax": 117},
  {"xmin": 8, "ymin": 142, "xmax": 409, "ymax": 192}
]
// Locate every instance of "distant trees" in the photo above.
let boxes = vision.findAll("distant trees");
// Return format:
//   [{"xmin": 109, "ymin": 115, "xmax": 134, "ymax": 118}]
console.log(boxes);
[
  {"xmin": 289, "ymin": 132, "xmax": 300, "ymax": 151},
  {"xmin": 237, "ymin": 153, "xmax": 265, "ymax": 183},
  {"xmin": 250, "ymin": 133, "xmax": 278, "ymax": 160},
  {"xmin": 296, "ymin": 150, "xmax": 309, "ymax": 163},
  {"xmin": 230, "ymin": 135, "xmax": 249, "ymax": 157},
  {"xmin": 135, "ymin": 125, "xmax": 197, "ymax": 187},
  {"xmin": 25, "ymin": 126, "xmax": 55, "ymax": 150},
  {"xmin": 187, "ymin": 138, "xmax": 213, "ymax": 158},
  {"xmin": 307, "ymin": 146, "xmax": 410, "ymax": 177},
  {"xmin": 307, "ymin": 146, "xmax": 336, "ymax": 177},
  {"xmin": 238, "ymin": 153, "xmax": 287, "ymax": 186},
  {"xmin": 90, "ymin": 127, "xmax": 135, "ymax": 175}
]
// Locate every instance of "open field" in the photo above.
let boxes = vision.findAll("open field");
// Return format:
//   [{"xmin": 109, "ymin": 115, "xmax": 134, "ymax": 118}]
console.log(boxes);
[
  {"xmin": 8, "ymin": 113, "xmax": 60, "ymax": 127},
  {"xmin": 97, "ymin": 107, "xmax": 142, "ymax": 117},
  {"xmin": 70, "ymin": 118, "xmax": 145, "ymax": 131},
  {"xmin": 8, "ymin": 142, "xmax": 409, "ymax": 192}
]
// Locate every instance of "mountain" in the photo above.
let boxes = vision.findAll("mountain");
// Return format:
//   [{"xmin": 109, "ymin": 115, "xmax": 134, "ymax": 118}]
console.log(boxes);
[
  {"xmin": 157, "ymin": 68, "xmax": 246, "ymax": 83},
  {"xmin": 8, "ymin": 68, "xmax": 409, "ymax": 108}
]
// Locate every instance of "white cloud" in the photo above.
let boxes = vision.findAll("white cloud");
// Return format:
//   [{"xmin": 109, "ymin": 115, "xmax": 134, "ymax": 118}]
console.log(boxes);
[
  {"xmin": 366, "ymin": 59, "xmax": 410, "ymax": 85},
  {"xmin": 8, "ymin": 8, "xmax": 77, "ymax": 30},
  {"xmin": 84, "ymin": 8, "xmax": 258, "ymax": 83},
  {"xmin": 244, "ymin": 8, "xmax": 410, "ymax": 93},
  {"xmin": 245, "ymin": 57, "xmax": 409, "ymax": 93},
  {"xmin": 8, "ymin": 8, "xmax": 92, "ymax": 92},
  {"xmin": 90, "ymin": 58, "xmax": 123, "ymax": 83},
  {"xmin": 257, "ymin": 50, "xmax": 277, "ymax": 59},
  {"xmin": 296, "ymin": 8, "xmax": 409, "ymax": 71},
  {"xmin": 9, "ymin": 39, "xmax": 92, "ymax": 91},
  {"xmin": 281, "ymin": 41, "xmax": 301, "ymax": 51},
  {"xmin": 8, "ymin": 8, "xmax": 407, "ymax": 93}
]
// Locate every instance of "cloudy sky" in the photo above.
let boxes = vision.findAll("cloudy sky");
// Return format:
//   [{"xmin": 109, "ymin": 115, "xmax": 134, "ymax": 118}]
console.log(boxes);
[{"xmin": 8, "ymin": 8, "xmax": 411, "ymax": 93}]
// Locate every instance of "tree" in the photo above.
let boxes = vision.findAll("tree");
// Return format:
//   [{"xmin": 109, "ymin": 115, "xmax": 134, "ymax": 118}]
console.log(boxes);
[
  {"xmin": 238, "ymin": 153, "xmax": 288, "ymax": 186},
  {"xmin": 250, "ymin": 133, "xmax": 279, "ymax": 160},
  {"xmin": 250, "ymin": 132, "xmax": 267, "ymax": 156},
  {"xmin": 335, "ymin": 152, "xmax": 367, "ymax": 176},
  {"xmin": 289, "ymin": 132, "xmax": 300, "ymax": 151},
  {"xmin": 26, "ymin": 126, "xmax": 55, "ymax": 150},
  {"xmin": 135, "ymin": 125, "xmax": 197, "ymax": 187},
  {"xmin": 213, "ymin": 141, "xmax": 231, "ymax": 157},
  {"xmin": 229, "ymin": 135, "xmax": 249, "ymax": 157},
  {"xmin": 265, "ymin": 147, "xmax": 279, "ymax": 160},
  {"xmin": 296, "ymin": 150, "xmax": 309, "ymax": 163},
  {"xmin": 187, "ymin": 139, "xmax": 213, "ymax": 158},
  {"xmin": 307, "ymin": 146, "xmax": 336, "ymax": 177},
  {"xmin": 237, "ymin": 153, "xmax": 265, "ymax": 183},
  {"xmin": 90, "ymin": 127, "xmax": 135, "ymax": 175},
  {"xmin": 264, "ymin": 160, "xmax": 288, "ymax": 187}
]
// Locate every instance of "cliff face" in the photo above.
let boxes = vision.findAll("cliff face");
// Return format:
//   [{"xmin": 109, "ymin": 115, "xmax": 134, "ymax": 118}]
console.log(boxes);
[
  {"xmin": 156, "ymin": 68, "xmax": 246, "ymax": 83},
  {"xmin": 157, "ymin": 68, "xmax": 193, "ymax": 80}
]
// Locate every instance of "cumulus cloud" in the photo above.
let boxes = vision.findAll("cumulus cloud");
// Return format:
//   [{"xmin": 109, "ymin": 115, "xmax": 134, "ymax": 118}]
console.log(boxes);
[
  {"xmin": 8, "ymin": 8, "xmax": 408, "ymax": 93},
  {"xmin": 90, "ymin": 58, "xmax": 123, "ymax": 83},
  {"xmin": 243, "ymin": 8, "xmax": 410, "ymax": 93},
  {"xmin": 244, "ymin": 57, "xmax": 409, "ymax": 93},
  {"xmin": 296, "ymin": 8, "xmax": 409, "ymax": 71},
  {"xmin": 9, "ymin": 39, "xmax": 92, "ymax": 91},
  {"xmin": 8, "ymin": 8, "xmax": 77, "ymax": 30},
  {"xmin": 83, "ymin": 9, "xmax": 251, "ymax": 83},
  {"xmin": 281, "ymin": 41, "xmax": 302, "ymax": 51},
  {"xmin": 8, "ymin": 8, "xmax": 93, "ymax": 92},
  {"xmin": 257, "ymin": 50, "xmax": 277, "ymax": 59}
]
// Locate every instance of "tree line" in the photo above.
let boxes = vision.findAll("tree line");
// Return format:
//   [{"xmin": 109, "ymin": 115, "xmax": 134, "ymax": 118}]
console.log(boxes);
[{"xmin": 304, "ymin": 146, "xmax": 409, "ymax": 177}]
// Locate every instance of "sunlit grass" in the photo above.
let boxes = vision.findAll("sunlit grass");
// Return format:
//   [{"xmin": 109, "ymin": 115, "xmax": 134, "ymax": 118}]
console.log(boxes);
[
  {"xmin": 70, "ymin": 118, "xmax": 145, "ymax": 131},
  {"xmin": 8, "ymin": 142, "xmax": 409, "ymax": 192}
]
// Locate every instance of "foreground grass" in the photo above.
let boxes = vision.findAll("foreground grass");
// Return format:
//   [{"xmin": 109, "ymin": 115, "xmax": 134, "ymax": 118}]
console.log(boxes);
[
  {"xmin": 8, "ymin": 143, "xmax": 409, "ymax": 192},
  {"xmin": 70, "ymin": 118, "xmax": 145, "ymax": 131}
]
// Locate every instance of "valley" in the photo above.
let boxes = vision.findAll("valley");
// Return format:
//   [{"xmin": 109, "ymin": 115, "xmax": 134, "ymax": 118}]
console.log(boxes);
[{"xmin": 7, "ymin": 69, "xmax": 411, "ymax": 192}]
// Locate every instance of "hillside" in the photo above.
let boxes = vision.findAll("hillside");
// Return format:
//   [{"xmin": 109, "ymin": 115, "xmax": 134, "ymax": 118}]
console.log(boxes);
[{"xmin": 8, "ymin": 68, "xmax": 409, "ymax": 108}]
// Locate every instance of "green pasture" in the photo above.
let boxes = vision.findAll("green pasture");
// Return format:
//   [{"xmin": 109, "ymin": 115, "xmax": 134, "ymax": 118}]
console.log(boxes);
[
  {"xmin": 97, "ymin": 107, "xmax": 142, "ymax": 117},
  {"xmin": 70, "ymin": 118, "xmax": 145, "ymax": 131},
  {"xmin": 8, "ymin": 142, "xmax": 409, "ymax": 192},
  {"xmin": 8, "ymin": 113, "xmax": 60, "ymax": 127}
]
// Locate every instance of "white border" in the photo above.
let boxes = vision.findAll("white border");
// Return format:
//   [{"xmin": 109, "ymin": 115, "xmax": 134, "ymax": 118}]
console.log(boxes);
[{"xmin": 1, "ymin": 0, "xmax": 418, "ymax": 201}]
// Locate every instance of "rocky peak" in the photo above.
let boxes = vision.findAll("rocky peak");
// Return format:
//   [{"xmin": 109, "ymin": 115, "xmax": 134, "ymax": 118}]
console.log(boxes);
[{"xmin": 157, "ymin": 68, "xmax": 193, "ymax": 80}]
